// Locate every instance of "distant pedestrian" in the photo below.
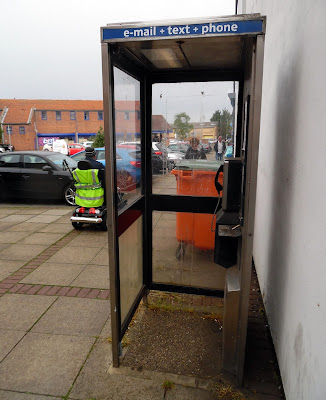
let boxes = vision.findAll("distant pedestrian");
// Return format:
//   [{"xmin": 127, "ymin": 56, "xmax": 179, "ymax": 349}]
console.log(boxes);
[
  {"xmin": 214, "ymin": 136, "xmax": 226, "ymax": 161},
  {"xmin": 185, "ymin": 137, "xmax": 206, "ymax": 160}
]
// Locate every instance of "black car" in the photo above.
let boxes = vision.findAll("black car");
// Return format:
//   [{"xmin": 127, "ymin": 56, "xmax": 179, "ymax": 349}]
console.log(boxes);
[{"xmin": 0, "ymin": 151, "xmax": 77, "ymax": 205}]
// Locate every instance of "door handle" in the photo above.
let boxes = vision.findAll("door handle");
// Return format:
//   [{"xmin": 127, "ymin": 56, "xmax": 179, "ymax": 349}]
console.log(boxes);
[{"xmin": 22, "ymin": 175, "xmax": 30, "ymax": 179}]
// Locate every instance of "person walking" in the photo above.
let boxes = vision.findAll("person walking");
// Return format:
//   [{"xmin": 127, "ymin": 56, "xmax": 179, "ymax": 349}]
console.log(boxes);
[{"xmin": 214, "ymin": 136, "xmax": 226, "ymax": 161}]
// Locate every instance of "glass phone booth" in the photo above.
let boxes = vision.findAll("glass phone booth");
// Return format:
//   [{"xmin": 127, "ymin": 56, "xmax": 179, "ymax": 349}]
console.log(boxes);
[{"xmin": 101, "ymin": 14, "xmax": 265, "ymax": 385}]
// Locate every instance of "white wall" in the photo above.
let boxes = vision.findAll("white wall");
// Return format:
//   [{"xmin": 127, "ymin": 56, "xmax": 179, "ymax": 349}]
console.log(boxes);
[{"xmin": 238, "ymin": 1, "xmax": 326, "ymax": 399}]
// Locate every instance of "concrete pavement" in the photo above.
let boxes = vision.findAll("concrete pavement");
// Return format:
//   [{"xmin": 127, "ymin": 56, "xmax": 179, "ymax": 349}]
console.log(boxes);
[{"xmin": 0, "ymin": 203, "xmax": 283, "ymax": 400}]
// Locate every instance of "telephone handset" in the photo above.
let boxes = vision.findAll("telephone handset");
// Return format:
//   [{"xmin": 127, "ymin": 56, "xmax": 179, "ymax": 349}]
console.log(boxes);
[
  {"xmin": 214, "ymin": 164, "xmax": 223, "ymax": 194},
  {"xmin": 213, "ymin": 159, "xmax": 242, "ymax": 268}
]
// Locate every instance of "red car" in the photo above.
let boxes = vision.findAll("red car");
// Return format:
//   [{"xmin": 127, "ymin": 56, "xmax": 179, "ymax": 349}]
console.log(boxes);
[{"xmin": 69, "ymin": 143, "xmax": 85, "ymax": 156}]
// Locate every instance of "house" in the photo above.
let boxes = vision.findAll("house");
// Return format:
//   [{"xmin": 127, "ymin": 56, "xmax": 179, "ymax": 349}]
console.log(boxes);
[{"xmin": 0, "ymin": 99, "xmax": 170, "ymax": 150}]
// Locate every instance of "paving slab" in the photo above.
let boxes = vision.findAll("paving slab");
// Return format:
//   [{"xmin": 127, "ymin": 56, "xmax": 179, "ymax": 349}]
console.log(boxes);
[
  {"xmin": 38, "ymin": 223, "xmax": 74, "ymax": 233},
  {"xmin": 19, "ymin": 232, "xmax": 65, "ymax": 246},
  {"xmin": 162, "ymin": 384, "xmax": 217, "ymax": 399},
  {"xmin": 99, "ymin": 315, "xmax": 112, "ymax": 338},
  {"xmin": 68, "ymin": 234, "xmax": 108, "ymax": 247},
  {"xmin": 7, "ymin": 222, "xmax": 47, "ymax": 232},
  {"xmin": 0, "ymin": 244, "xmax": 48, "ymax": 261},
  {"xmin": 71, "ymin": 265, "xmax": 110, "ymax": 289},
  {"xmin": 53, "ymin": 214, "xmax": 72, "ymax": 224},
  {"xmin": 26, "ymin": 215, "xmax": 62, "ymax": 223},
  {"xmin": 0, "ymin": 231, "xmax": 33, "ymax": 244},
  {"xmin": 79, "ymin": 229, "xmax": 108, "ymax": 236},
  {"xmin": 0, "ymin": 215, "xmax": 34, "ymax": 223},
  {"xmin": 0, "ymin": 222, "xmax": 16, "ymax": 232},
  {"xmin": 10, "ymin": 208, "xmax": 45, "ymax": 215},
  {"xmin": 41, "ymin": 209, "xmax": 72, "ymax": 216},
  {"xmin": 0, "ymin": 209, "xmax": 20, "ymax": 215},
  {"xmin": 69, "ymin": 340, "xmax": 164, "ymax": 400},
  {"xmin": 0, "ymin": 391, "xmax": 62, "ymax": 400},
  {"xmin": 45, "ymin": 246, "xmax": 101, "ymax": 265},
  {"xmin": 0, "ymin": 330, "xmax": 26, "ymax": 362},
  {"xmin": 0, "ymin": 332, "xmax": 95, "ymax": 397},
  {"xmin": 0, "ymin": 260, "xmax": 28, "ymax": 281},
  {"xmin": 0, "ymin": 294, "xmax": 57, "ymax": 331},
  {"xmin": 89, "ymin": 247, "xmax": 109, "ymax": 265},
  {"xmin": 20, "ymin": 262, "xmax": 87, "ymax": 286},
  {"xmin": 0, "ymin": 243, "xmax": 11, "ymax": 252},
  {"xmin": 31, "ymin": 297, "xmax": 111, "ymax": 337}
]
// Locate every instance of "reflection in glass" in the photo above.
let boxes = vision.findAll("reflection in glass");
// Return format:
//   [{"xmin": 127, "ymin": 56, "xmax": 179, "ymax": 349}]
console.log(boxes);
[
  {"xmin": 119, "ymin": 215, "xmax": 143, "ymax": 324},
  {"xmin": 152, "ymin": 211, "xmax": 226, "ymax": 290},
  {"xmin": 151, "ymin": 81, "xmax": 238, "ymax": 195},
  {"xmin": 113, "ymin": 68, "xmax": 141, "ymax": 202}
]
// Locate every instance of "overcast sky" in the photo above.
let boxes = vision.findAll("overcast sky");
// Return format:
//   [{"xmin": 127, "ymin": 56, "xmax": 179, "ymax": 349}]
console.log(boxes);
[{"xmin": 1, "ymin": 0, "xmax": 236, "ymax": 122}]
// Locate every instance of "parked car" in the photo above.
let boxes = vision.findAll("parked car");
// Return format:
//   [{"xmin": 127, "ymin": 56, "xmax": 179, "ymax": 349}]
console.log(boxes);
[
  {"xmin": 0, "ymin": 151, "xmax": 77, "ymax": 205},
  {"xmin": 69, "ymin": 143, "xmax": 85, "ymax": 156},
  {"xmin": 152, "ymin": 142, "xmax": 181, "ymax": 168},
  {"xmin": 166, "ymin": 148, "xmax": 184, "ymax": 166},
  {"xmin": 71, "ymin": 147, "xmax": 105, "ymax": 166},
  {"xmin": 118, "ymin": 142, "xmax": 169, "ymax": 174},
  {"xmin": 167, "ymin": 142, "xmax": 189, "ymax": 154},
  {"xmin": 201, "ymin": 143, "xmax": 212, "ymax": 153},
  {"xmin": 0, "ymin": 144, "xmax": 14, "ymax": 152},
  {"xmin": 43, "ymin": 143, "xmax": 53, "ymax": 151},
  {"xmin": 81, "ymin": 141, "xmax": 94, "ymax": 148},
  {"xmin": 53, "ymin": 140, "xmax": 69, "ymax": 156},
  {"xmin": 71, "ymin": 146, "xmax": 142, "ymax": 191}
]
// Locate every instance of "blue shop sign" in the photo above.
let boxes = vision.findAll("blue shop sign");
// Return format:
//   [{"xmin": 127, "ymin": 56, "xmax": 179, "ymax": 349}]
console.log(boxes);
[{"xmin": 102, "ymin": 19, "xmax": 263, "ymax": 41}]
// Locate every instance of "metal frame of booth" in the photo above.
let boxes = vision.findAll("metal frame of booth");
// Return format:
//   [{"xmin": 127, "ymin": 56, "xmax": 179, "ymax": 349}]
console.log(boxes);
[{"xmin": 101, "ymin": 14, "xmax": 265, "ymax": 385}]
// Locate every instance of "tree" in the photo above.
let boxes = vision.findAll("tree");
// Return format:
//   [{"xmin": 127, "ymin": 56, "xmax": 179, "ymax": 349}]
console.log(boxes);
[
  {"xmin": 173, "ymin": 112, "xmax": 193, "ymax": 140},
  {"xmin": 93, "ymin": 126, "xmax": 105, "ymax": 147},
  {"xmin": 210, "ymin": 108, "xmax": 232, "ymax": 138}
]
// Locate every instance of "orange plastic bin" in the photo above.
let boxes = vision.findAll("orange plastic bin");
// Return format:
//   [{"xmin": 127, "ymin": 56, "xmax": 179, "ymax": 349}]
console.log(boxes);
[{"xmin": 171, "ymin": 160, "xmax": 223, "ymax": 257}]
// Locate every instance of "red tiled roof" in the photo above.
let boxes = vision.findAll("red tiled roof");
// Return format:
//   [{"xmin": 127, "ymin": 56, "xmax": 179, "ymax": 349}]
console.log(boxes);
[{"xmin": 152, "ymin": 114, "xmax": 172, "ymax": 131}]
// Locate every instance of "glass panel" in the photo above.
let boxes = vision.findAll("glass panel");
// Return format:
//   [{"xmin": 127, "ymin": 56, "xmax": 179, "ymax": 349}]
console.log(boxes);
[
  {"xmin": 152, "ymin": 211, "xmax": 226, "ymax": 290},
  {"xmin": 0, "ymin": 154, "xmax": 20, "ymax": 167},
  {"xmin": 119, "ymin": 214, "xmax": 143, "ymax": 324},
  {"xmin": 113, "ymin": 67, "xmax": 141, "ymax": 206},
  {"xmin": 23, "ymin": 155, "xmax": 47, "ymax": 169},
  {"xmin": 152, "ymin": 82, "xmax": 237, "ymax": 196}
]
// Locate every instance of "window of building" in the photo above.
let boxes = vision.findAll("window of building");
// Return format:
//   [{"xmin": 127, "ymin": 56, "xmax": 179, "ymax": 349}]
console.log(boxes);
[
  {"xmin": 19, "ymin": 126, "xmax": 25, "ymax": 134},
  {"xmin": 124, "ymin": 111, "xmax": 129, "ymax": 120},
  {"xmin": 41, "ymin": 111, "xmax": 47, "ymax": 120},
  {"xmin": 137, "ymin": 110, "xmax": 141, "ymax": 120},
  {"xmin": 6, "ymin": 126, "xmax": 12, "ymax": 134},
  {"xmin": 56, "ymin": 111, "xmax": 61, "ymax": 120},
  {"xmin": 98, "ymin": 111, "xmax": 103, "ymax": 120},
  {"xmin": 70, "ymin": 111, "xmax": 76, "ymax": 120},
  {"xmin": 84, "ymin": 111, "xmax": 89, "ymax": 120}
]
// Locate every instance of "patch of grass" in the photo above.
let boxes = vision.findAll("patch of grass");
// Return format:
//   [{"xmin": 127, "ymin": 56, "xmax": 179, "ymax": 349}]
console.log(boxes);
[
  {"xmin": 162, "ymin": 380, "xmax": 175, "ymax": 398},
  {"xmin": 215, "ymin": 384, "xmax": 250, "ymax": 400},
  {"xmin": 122, "ymin": 335, "xmax": 131, "ymax": 347},
  {"xmin": 258, "ymin": 306, "xmax": 265, "ymax": 316},
  {"xmin": 147, "ymin": 303, "xmax": 194, "ymax": 313}
]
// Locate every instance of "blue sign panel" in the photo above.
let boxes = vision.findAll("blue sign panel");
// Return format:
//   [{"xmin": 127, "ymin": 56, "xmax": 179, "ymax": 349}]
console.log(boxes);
[{"xmin": 102, "ymin": 20, "xmax": 263, "ymax": 41}]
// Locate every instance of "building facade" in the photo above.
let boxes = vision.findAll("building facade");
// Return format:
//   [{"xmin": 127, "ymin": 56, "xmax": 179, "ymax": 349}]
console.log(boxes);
[
  {"xmin": 0, "ymin": 99, "xmax": 171, "ymax": 150},
  {"xmin": 238, "ymin": 1, "xmax": 326, "ymax": 399}
]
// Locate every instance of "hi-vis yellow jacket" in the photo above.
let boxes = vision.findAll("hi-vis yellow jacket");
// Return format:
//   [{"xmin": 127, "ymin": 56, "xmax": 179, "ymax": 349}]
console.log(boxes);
[{"xmin": 72, "ymin": 169, "xmax": 104, "ymax": 207}]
